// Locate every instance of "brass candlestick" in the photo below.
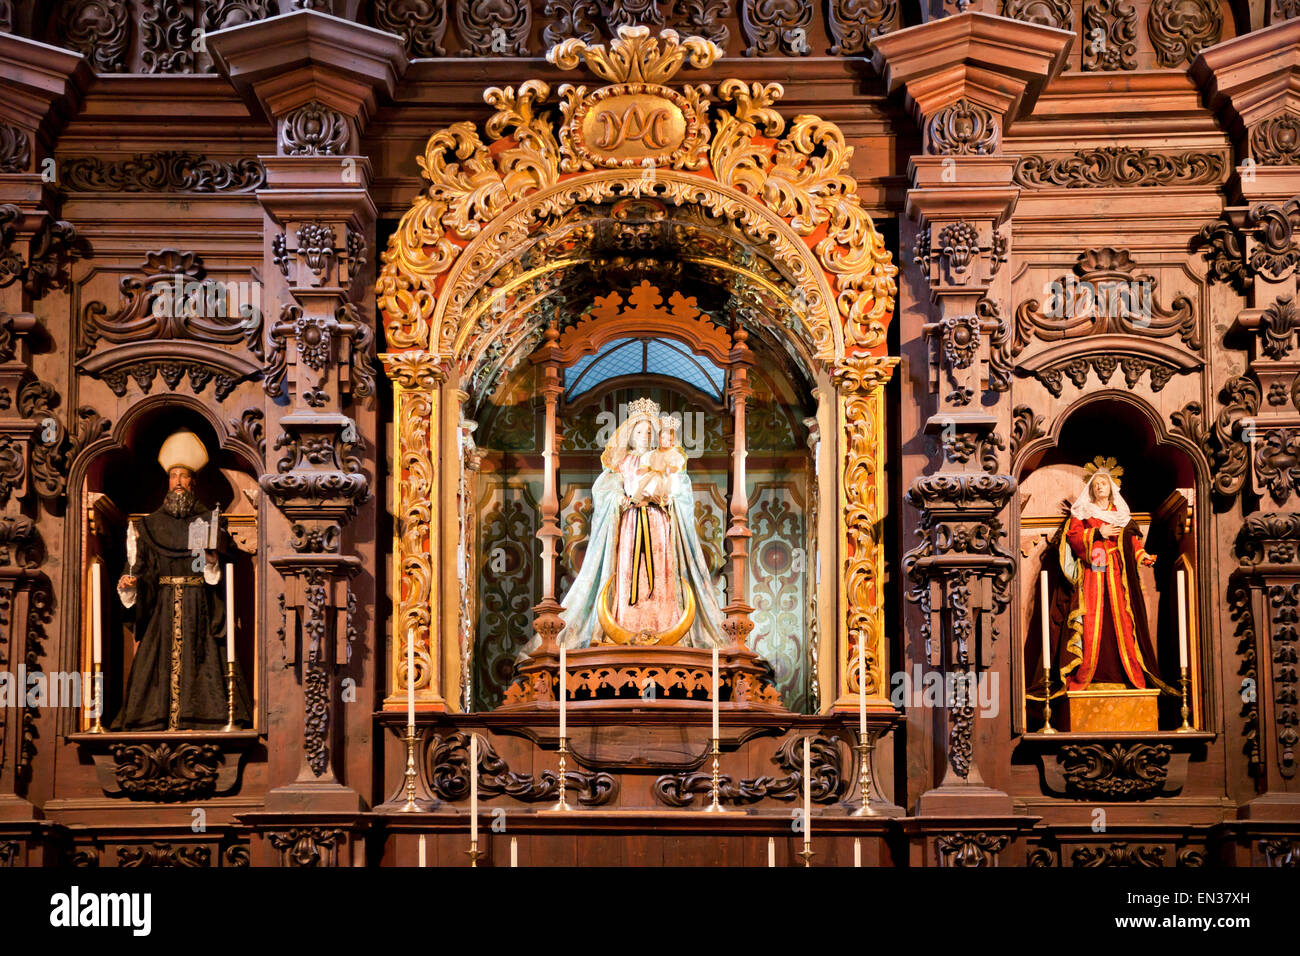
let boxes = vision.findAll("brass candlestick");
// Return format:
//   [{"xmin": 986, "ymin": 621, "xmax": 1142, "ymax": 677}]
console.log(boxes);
[
  {"xmin": 703, "ymin": 738, "xmax": 724, "ymax": 812},
  {"xmin": 851, "ymin": 736, "xmax": 878, "ymax": 817},
  {"xmin": 1177, "ymin": 666, "xmax": 1194, "ymax": 732},
  {"xmin": 550, "ymin": 738, "xmax": 571, "ymax": 812},
  {"xmin": 798, "ymin": 844, "xmax": 815, "ymax": 867},
  {"xmin": 401, "ymin": 727, "xmax": 420, "ymax": 811},
  {"xmin": 88, "ymin": 662, "xmax": 105, "ymax": 733},
  {"xmin": 1041, "ymin": 667, "xmax": 1058, "ymax": 734},
  {"xmin": 466, "ymin": 841, "xmax": 482, "ymax": 867},
  {"xmin": 221, "ymin": 660, "xmax": 237, "ymax": 731}
]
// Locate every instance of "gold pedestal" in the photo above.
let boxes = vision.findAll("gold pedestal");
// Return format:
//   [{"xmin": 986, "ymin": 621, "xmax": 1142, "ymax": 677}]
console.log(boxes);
[{"xmin": 1063, "ymin": 688, "xmax": 1159, "ymax": 733}]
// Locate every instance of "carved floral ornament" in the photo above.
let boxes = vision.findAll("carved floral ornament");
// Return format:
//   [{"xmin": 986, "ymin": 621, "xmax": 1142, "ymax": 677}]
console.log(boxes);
[{"xmin": 375, "ymin": 26, "xmax": 898, "ymax": 375}]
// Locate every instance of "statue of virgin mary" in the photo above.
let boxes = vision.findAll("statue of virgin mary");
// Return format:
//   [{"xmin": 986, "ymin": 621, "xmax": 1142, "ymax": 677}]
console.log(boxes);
[{"xmin": 557, "ymin": 397, "xmax": 725, "ymax": 648}]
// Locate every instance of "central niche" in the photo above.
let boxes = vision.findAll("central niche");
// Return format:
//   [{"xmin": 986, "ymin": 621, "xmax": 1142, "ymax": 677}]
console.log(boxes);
[{"xmin": 467, "ymin": 283, "xmax": 817, "ymax": 712}]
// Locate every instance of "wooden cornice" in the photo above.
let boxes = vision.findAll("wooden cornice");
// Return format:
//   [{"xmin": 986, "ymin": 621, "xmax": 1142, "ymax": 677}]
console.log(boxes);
[
  {"xmin": 0, "ymin": 32, "xmax": 91, "ymax": 149},
  {"xmin": 870, "ymin": 12, "xmax": 1073, "ymax": 126},
  {"xmin": 1193, "ymin": 18, "xmax": 1300, "ymax": 141},
  {"xmin": 206, "ymin": 9, "xmax": 408, "ymax": 130}
]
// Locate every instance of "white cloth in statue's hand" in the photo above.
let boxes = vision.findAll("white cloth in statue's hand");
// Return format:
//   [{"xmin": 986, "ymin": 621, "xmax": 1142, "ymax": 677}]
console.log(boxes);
[
  {"xmin": 119, "ymin": 520, "xmax": 138, "ymax": 608},
  {"xmin": 203, "ymin": 552, "xmax": 221, "ymax": 586}
]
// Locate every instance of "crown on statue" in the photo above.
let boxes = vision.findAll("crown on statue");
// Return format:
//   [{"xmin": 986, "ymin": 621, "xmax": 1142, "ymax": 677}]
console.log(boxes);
[
  {"xmin": 628, "ymin": 397, "xmax": 661, "ymax": 420},
  {"xmin": 1082, "ymin": 455, "xmax": 1123, "ymax": 488}
]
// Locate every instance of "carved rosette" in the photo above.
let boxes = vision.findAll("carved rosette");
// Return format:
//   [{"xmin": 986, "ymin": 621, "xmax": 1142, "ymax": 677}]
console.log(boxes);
[
  {"xmin": 267, "ymin": 827, "xmax": 345, "ymax": 867},
  {"xmin": 925, "ymin": 99, "xmax": 998, "ymax": 156},
  {"xmin": 1147, "ymin": 0, "xmax": 1221, "ymax": 68},
  {"xmin": 278, "ymin": 102, "xmax": 351, "ymax": 157},
  {"xmin": 827, "ymin": 0, "xmax": 897, "ymax": 55},
  {"xmin": 1082, "ymin": 0, "xmax": 1138, "ymax": 71},
  {"xmin": 936, "ymin": 831, "xmax": 1009, "ymax": 867},
  {"xmin": 1250, "ymin": 112, "xmax": 1300, "ymax": 166}
]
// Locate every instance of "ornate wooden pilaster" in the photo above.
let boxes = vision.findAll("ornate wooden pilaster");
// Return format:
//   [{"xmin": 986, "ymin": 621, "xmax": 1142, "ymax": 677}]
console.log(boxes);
[
  {"xmin": 0, "ymin": 36, "xmax": 89, "ymax": 822},
  {"xmin": 875, "ymin": 12, "xmax": 1070, "ymax": 813},
  {"xmin": 1193, "ymin": 20, "xmax": 1300, "ymax": 819},
  {"xmin": 209, "ymin": 11, "xmax": 407, "ymax": 813},
  {"xmin": 830, "ymin": 357, "xmax": 899, "ymax": 712}
]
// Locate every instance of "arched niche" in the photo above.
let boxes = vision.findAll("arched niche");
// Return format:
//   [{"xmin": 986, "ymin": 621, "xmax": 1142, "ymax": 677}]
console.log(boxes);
[
  {"xmin": 465, "ymin": 300, "xmax": 821, "ymax": 712},
  {"xmin": 67, "ymin": 395, "xmax": 262, "ymax": 733},
  {"xmin": 1014, "ymin": 392, "xmax": 1207, "ymax": 735},
  {"xmin": 378, "ymin": 27, "xmax": 898, "ymax": 717}
]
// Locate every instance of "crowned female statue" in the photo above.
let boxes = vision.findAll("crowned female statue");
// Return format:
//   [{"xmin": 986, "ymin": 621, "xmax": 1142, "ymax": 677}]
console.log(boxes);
[
  {"xmin": 558, "ymin": 398, "xmax": 725, "ymax": 648},
  {"xmin": 1054, "ymin": 457, "xmax": 1174, "ymax": 694}
]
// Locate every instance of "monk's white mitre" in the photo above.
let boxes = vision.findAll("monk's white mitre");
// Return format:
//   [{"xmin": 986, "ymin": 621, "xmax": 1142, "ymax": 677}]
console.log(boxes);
[{"xmin": 158, "ymin": 430, "xmax": 209, "ymax": 474}]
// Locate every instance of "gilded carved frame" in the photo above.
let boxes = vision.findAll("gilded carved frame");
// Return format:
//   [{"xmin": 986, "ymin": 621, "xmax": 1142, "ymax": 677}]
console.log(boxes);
[{"xmin": 376, "ymin": 26, "xmax": 898, "ymax": 712}]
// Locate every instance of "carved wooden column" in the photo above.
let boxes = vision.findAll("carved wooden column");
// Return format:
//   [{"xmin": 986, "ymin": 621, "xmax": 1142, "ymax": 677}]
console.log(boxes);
[
  {"xmin": 722, "ymin": 326, "xmax": 756, "ymax": 650},
  {"xmin": 0, "ymin": 36, "xmax": 88, "ymax": 822},
  {"xmin": 209, "ymin": 12, "xmax": 407, "ymax": 821},
  {"xmin": 875, "ymin": 13, "xmax": 1070, "ymax": 816},
  {"xmin": 529, "ymin": 325, "xmax": 565, "ymax": 657},
  {"xmin": 1192, "ymin": 20, "xmax": 1300, "ymax": 820}
]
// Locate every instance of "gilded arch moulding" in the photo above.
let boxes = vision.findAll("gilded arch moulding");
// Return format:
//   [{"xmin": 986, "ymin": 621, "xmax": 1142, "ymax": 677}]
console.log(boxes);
[{"xmin": 375, "ymin": 26, "xmax": 899, "ymax": 712}]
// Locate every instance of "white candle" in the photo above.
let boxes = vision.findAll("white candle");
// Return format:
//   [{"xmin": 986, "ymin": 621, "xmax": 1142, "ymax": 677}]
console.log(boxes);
[
  {"xmin": 802, "ymin": 737, "xmax": 811, "ymax": 850},
  {"xmin": 558, "ymin": 643, "xmax": 567, "ymax": 739},
  {"xmin": 407, "ymin": 628, "xmax": 415, "ymax": 731},
  {"xmin": 510, "ymin": 836, "xmax": 518, "ymax": 868},
  {"xmin": 90, "ymin": 562, "xmax": 103, "ymax": 665},
  {"xmin": 854, "ymin": 838, "xmax": 861, "ymax": 868},
  {"xmin": 418, "ymin": 834, "xmax": 426, "ymax": 867},
  {"xmin": 1177, "ymin": 568, "xmax": 1189, "ymax": 669},
  {"xmin": 767, "ymin": 837, "xmax": 775, "ymax": 867},
  {"xmin": 470, "ymin": 733, "xmax": 479, "ymax": 845},
  {"xmin": 711, "ymin": 646, "xmax": 720, "ymax": 741},
  {"xmin": 1039, "ymin": 569, "xmax": 1051, "ymax": 673},
  {"xmin": 224, "ymin": 563, "xmax": 235, "ymax": 663}
]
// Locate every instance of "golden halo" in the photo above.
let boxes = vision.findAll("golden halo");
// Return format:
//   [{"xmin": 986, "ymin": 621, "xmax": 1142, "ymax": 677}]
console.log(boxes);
[{"xmin": 1082, "ymin": 455, "xmax": 1123, "ymax": 489}]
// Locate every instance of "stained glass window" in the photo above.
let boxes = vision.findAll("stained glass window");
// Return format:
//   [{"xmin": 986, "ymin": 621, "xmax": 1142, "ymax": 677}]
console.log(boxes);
[{"xmin": 565, "ymin": 337, "xmax": 725, "ymax": 400}]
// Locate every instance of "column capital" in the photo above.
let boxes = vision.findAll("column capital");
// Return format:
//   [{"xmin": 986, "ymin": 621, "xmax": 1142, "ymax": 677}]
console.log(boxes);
[
  {"xmin": 207, "ymin": 10, "xmax": 408, "ymax": 141},
  {"xmin": 1192, "ymin": 19, "xmax": 1300, "ymax": 145},
  {"xmin": 872, "ymin": 12, "xmax": 1072, "ymax": 138},
  {"xmin": 0, "ymin": 33, "xmax": 90, "ymax": 165}
]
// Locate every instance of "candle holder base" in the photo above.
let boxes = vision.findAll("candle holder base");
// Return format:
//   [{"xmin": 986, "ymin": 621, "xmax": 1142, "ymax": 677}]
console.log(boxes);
[
  {"xmin": 797, "ymin": 846, "xmax": 815, "ymax": 867},
  {"xmin": 466, "ymin": 843, "xmax": 482, "ymax": 867},
  {"xmin": 701, "ymin": 740, "xmax": 740, "ymax": 813},
  {"xmin": 548, "ymin": 741, "xmax": 573, "ymax": 813},
  {"xmin": 1176, "ymin": 669, "xmax": 1195, "ymax": 732}
]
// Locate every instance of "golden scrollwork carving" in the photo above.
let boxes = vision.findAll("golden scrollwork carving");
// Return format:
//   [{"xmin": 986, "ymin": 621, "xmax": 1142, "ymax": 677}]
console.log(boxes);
[
  {"xmin": 389, "ymin": 362, "xmax": 444, "ymax": 702},
  {"xmin": 376, "ymin": 25, "xmax": 898, "ymax": 714},
  {"xmin": 833, "ymin": 356, "xmax": 900, "ymax": 699},
  {"xmin": 377, "ymin": 24, "xmax": 896, "ymax": 367},
  {"xmin": 547, "ymin": 26, "xmax": 721, "ymax": 85}
]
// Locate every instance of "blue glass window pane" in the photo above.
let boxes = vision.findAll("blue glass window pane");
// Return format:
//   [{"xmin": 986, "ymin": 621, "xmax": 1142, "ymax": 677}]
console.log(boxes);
[{"xmin": 566, "ymin": 336, "xmax": 726, "ymax": 400}]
